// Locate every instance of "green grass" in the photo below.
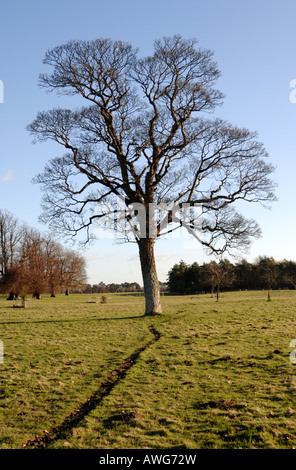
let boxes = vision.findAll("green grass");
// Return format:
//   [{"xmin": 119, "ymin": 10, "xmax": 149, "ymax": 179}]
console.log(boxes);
[{"xmin": 1, "ymin": 290, "xmax": 296, "ymax": 448}]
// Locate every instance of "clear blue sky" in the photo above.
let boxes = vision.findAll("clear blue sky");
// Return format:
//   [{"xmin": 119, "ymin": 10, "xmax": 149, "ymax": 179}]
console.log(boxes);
[{"xmin": 0, "ymin": 0, "xmax": 296, "ymax": 285}]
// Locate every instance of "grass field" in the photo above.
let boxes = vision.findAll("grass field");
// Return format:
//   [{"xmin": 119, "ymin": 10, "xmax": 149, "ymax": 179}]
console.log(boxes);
[{"xmin": 1, "ymin": 290, "xmax": 296, "ymax": 449}]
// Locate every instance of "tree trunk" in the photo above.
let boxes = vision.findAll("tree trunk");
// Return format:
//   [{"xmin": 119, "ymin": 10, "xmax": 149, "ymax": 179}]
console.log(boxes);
[{"xmin": 138, "ymin": 238, "xmax": 162, "ymax": 315}]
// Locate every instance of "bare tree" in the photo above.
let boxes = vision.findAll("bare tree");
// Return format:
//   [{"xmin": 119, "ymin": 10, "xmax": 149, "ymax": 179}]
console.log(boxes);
[
  {"xmin": 41, "ymin": 234, "xmax": 61, "ymax": 297},
  {"xmin": 0, "ymin": 210, "xmax": 25, "ymax": 299},
  {"xmin": 257, "ymin": 256, "xmax": 279, "ymax": 301},
  {"xmin": 59, "ymin": 248, "xmax": 87, "ymax": 295},
  {"xmin": 0, "ymin": 210, "xmax": 23, "ymax": 278},
  {"xmin": 204, "ymin": 259, "xmax": 235, "ymax": 301},
  {"xmin": 27, "ymin": 35, "xmax": 276, "ymax": 315},
  {"xmin": 19, "ymin": 228, "xmax": 47, "ymax": 299}
]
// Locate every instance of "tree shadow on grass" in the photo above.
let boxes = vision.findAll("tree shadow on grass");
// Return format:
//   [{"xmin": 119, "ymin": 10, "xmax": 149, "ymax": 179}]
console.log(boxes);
[{"xmin": 0, "ymin": 314, "xmax": 148, "ymax": 326}]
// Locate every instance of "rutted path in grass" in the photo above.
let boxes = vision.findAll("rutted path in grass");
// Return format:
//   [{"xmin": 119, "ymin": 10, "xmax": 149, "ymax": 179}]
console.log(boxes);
[
  {"xmin": 3, "ymin": 291, "xmax": 296, "ymax": 449},
  {"xmin": 21, "ymin": 325, "xmax": 160, "ymax": 449}
]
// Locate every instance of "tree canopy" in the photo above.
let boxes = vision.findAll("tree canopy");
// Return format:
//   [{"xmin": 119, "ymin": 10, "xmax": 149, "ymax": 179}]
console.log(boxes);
[{"xmin": 27, "ymin": 35, "xmax": 276, "ymax": 314}]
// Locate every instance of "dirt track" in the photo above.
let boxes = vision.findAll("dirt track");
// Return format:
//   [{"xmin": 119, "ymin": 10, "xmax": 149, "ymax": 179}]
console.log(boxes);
[{"xmin": 22, "ymin": 325, "xmax": 160, "ymax": 449}]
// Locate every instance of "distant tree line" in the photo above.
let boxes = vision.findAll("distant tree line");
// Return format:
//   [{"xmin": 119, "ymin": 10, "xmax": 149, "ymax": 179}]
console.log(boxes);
[
  {"xmin": 168, "ymin": 257, "xmax": 296, "ymax": 299},
  {"xmin": 82, "ymin": 281, "xmax": 167, "ymax": 294},
  {"xmin": 83, "ymin": 282, "xmax": 143, "ymax": 294},
  {"xmin": 0, "ymin": 209, "xmax": 87, "ymax": 299}
]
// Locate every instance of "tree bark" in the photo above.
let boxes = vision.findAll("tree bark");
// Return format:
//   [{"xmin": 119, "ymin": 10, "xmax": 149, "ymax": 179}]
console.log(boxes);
[{"xmin": 138, "ymin": 238, "xmax": 162, "ymax": 315}]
